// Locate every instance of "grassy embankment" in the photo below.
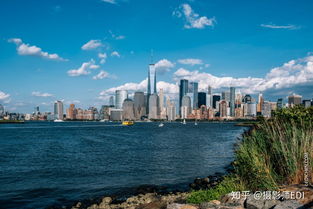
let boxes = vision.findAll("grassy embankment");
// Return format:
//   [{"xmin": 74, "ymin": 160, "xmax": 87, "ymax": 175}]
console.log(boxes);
[{"xmin": 187, "ymin": 106, "xmax": 313, "ymax": 203}]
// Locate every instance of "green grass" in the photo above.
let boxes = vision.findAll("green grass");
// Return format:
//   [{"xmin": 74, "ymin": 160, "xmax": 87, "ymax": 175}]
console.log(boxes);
[{"xmin": 187, "ymin": 106, "xmax": 313, "ymax": 203}]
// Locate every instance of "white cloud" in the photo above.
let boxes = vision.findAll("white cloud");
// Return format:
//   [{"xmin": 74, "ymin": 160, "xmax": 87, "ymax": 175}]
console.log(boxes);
[
  {"xmin": 32, "ymin": 91, "xmax": 54, "ymax": 97},
  {"xmin": 155, "ymin": 59, "xmax": 175, "ymax": 73},
  {"xmin": 111, "ymin": 51, "xmax": 120, "ymax": 57},
  {"xmin": 178, "ymin": 58, "xmax": 203, "ymax": 65},
  {"xmin": 174, "ymin": 4, "xmax": 216, "ymax": 29},
  {"xmin": 67, "ymin": 59, "xmax": 99, "ymax": 77},
  {"xmin": 109, "ymin": 30, "xmax": 125, "ymax": 40},
  {"xmin": 8, "ymin": 38, "xmax": 67, "ymax": 61},
  {"xmin": 173, "ymin": 55, "xmax": 313, "ymax": 94},
  {"xmin": 260, "ymin": 24, "xmax": 299, "ymax": 30},
  {"xmin": 81, "ymin": 40, "xmax": 103, "ymax": 50},
  {"xmin": 101, "ymin": 0, "xmax": 117, "ymax": 4},
  {"xmin": 98, "ymin": 53, "xmax": 107, "ymax": 64},
  {"xmin": 93, "ymin": 70, "xmax": 110, "ymax": 80},
  {"xmin": 0, "ymin": 91, "xmax": 10, "ymax": 101}
]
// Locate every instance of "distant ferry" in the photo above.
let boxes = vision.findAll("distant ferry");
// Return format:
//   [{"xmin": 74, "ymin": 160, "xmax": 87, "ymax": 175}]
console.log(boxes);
[
  {"xmin": 54, "ymin": 119, "xmax": 64, "ymax": 122},
  {"xmin": 122, "ymin": 121, "xmax": 134, "ymax": 126}
]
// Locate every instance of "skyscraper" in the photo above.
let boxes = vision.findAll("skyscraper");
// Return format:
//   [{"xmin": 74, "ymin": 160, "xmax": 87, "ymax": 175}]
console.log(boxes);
[
  {"xmin": 134, "ymin": 91, "xmax": 146, "ymax": 120},
  {"xmin": 181, "ymin": 95, "xmax": 191, "ymax": 119},
  {"xmin": 66, "ymin": 104, "xmax": 76, "ymax": 120},
  {"xmin": 54, "ymin": 100, "xmax": 64, "ymax": 120},
  {"xmin": 148, "ymin": 94, "xmax": 159, "ymax": 119},
  {"xmin": 277, "ymin": 98, "xmax": 283, "ymax": 109},
  {"xmin": 229, "ymin": 87, "xmax": 235, "ymax": 117},
  {"xmin": 288, "ymin": 94, "xmax": 302, "ymax": 107},
  {"xmin": 257, "ymin": 93, "xmax": 264, "ymax": 114},
  {"xmin": 115, "ymin": 90, "xmax": 128, "ymax": 109},
  {"xmin": 109, "ymin": 96, "xmax": 115, "ymax": 106},
  {"xmin": 212, "ymin": 95, "xmax": 221, "ymax": 109},
  {"xmin": 122, "ymin": 98, "xmax": 135, "ymax": 120},
  {"xmin": 158, "ymin": 88, "xmax": 167, "ymax": 119},
  {"xmin": 243, "ymin": 95, "xmax": 252, "ymax": 103},
  {"xmin": 206, "ymin": 86, "xmax": 213, "ymax": 108},
  {"xmin": 198, "ymin": 92, "xmax": 206, "ymax": 108},
  {"xmin": 0, "ymin": 104, "xmax": 4, "ymax": 117},
  {"xmin": 147, "ymin": 61, "xmax": 157, "ymax": 114},
  {"xmin": 179, "ymin": 79, "xmax": 189, "ymax": 115},
  {"xmin": 219, "ymin": 100, "xmax": 228, "ymax": 118},
  {"xmin": 188, "ymin": 82, "xmax": 198, "ymax": 109},
  {"xmin": 222, "ymin": 91, "xmax": 230, "ymax": 102}
]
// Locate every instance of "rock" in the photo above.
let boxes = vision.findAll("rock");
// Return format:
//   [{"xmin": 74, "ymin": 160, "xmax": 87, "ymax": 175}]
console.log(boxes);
[
  {"xmin": 137, "ymin": 201, "xmax": 167, "ymax": 209},
  {"xmin": 273, "ymin": 200, "xmax": 302, "ymax": 209},
  {"xmin": 209, "ymin": 200, "xmax": 221, "ymax": 205},
  {"xmin": 220, "ymin": 193, "xmax": 245, "ymax": 207},
  {"xmin": 245, "ymin": 195, "xmax": 278, "ymax": 209},
  {"xmin": 167, "ymin": 203, "xmax": 198, "ymax": 209},
  {"xmin": 102, "ymin": 197, "xmax": 112, "ymax": 205},
  {"xmin": 199, "ymin": 202, "xmax": 217, "ymax": 209}
]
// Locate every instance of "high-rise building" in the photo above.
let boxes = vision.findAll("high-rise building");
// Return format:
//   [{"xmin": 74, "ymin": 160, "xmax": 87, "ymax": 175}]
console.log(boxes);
[
  {"xmin": 244, "ymin": 103, "xmax": 257, "ymax": 117},
  {"xmin": 179, "ymin": 79, "xmax": 189, "ymax": 115},
  {"xmin": 110, "ymin": 109, "xmax": 123, "ymax": 121},
  {"xmin": 188, "ymin": 82, "xmax": 198, "ymax": 109},
  {"xmin": 115, "ymin": 90, "xmax": 128, "ymax": 109},
  {"xmin": 99, "ymin": 105, "xmax": 112, "ymax": 120},
  {"xmin": 109, "ymin": 96, "xmax": 115, "ymax": 106},
  {"xmin": 134, "ymin": 91, "xmax": 146, "ymax": 120},
  {"xmin": 122, "ymin": 98, "xmax": 135, "ymax": 121},
  {"xmin": 158, "ymin": 89, "xmax": 167, "ymax": 119},
  {"xmin": 219, "ymin": 100, "xmax": 228, "ymax": 118},
  {"xmin": 54, "ymin": 100, "xmax": 64, "ymax": 120},
  {"xmin": 262, "ymin": 101, "xmax": 272, "ymax": 118},
  {"xmin": 222, "ymin": 91, "xmax": 230, "ymax": 102},
  {"xmin": 257, "ymin": 93, "xmax": 264, "ymax": 114},
  {"xmin": 243, "ymin": 95, "xmax": 252, "ymax": 103},
  {"xmin": 303, "ymin": 100, "xmax": 312, "ymax": 108},
  {"xmin": 181, "ymin": 95, "xmax": 191, "ymax": 119},
  {"xmin": 229, "ymin": 87, "xmax": 235, "ymax": 117},
  {"xmin": 148, "ymin": 94, "xmax": 159, "ymax": 119},
  {"xmin": 277, "ymin": 98, "xmax": 283, "ymax": 109},
  {"xmin": 66, "ymin": 104, "xmax": 76, "ymax": 120},
  {"xmin": 198, "ymin": 92, "xmax": 206, "ymax": 108},
  {"xmin": 0, "ymin": 104, "xmax": 4, "ymax": 118},
  {"xmin": 212, "ymin": 95, "xmax": 221, "ymax": 109},
  {"xmin": 208, "ymin": 85, "xmax": 212, "ymax": 95},
  {"xmin": 288, "ymin": 94, "xmax": 302, "ymax": 107},
  {"xmin": 166, "ymin": 100, "xmax": 176, "ymax": 121}
]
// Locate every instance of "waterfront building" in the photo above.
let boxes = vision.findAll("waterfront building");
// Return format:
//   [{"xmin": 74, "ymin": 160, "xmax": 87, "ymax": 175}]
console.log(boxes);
[
  {"xmin": 148, "ymin": 94, "xmax": 159, "ymax": 119},
  {"xmin": 181, "ymin": 95, "xmax": 191, "ymax": 119},
  {"xmin": 66, "ymin": 104, "xmax": 76, "ymax": 120},
  {"xmin": 212, "ymin": 95, "xmax": 221, "ymax": 109},
  {"xmin": 262, "ymin": 101, "xmax": 272, "ymax": 118},
  {"xmin": 115, "ymin": 90, "xmax": 128, "ymax": 109},
  {"xmin": 110, "ymin": 109, "xmax": 123, "ymax": 121},
  {"xmin": 54, "ymin": 100, "xmax": 64, "ymax": 120},
  {"xmin": 219, "ymin": 100, "xmax": 228, "ymax": 118},
  {"xmin": 198, "ymin": 92, "xmax": 206, "ymax": 108},
  {"xmin": 269, "ymin": 102, "xmax": 277, "ymax": 112},
  {"xmin": 109, "ymin": 96, "xmax": 115, "ymax": 106},
  {"xmin": 288, "ymin": 94, "xmax": 302, "ymax": 107},
  {"xmin": 207, "ymin": 108, "xmax": 214, "ymax": 119},
  {"xmin": 122, "ymin": 98, "xmax": 136, "ymax": 121},
  {"xmin": 229, "ymin": 87, "xmax": 235, "ymax": 117},
  {"xmin": 244, "ymin": 103, "xmax": 257, "ymax": 118},
  {"xmin": 277, "ymin": 98, "xmax": 283, "ymax": 109},
  {"xmin": 134, "ymin": 91, "xmax": 146, "ymax": 120},
  {"xmin": 303, "ymin": 100, "xmax": 312, "ymax": 108},
  {"xmin": 179, "ymin": 79, "xmax": 189, "ymax": 115},
  {"xmin": 76, "ymin": 108, "xmax": 84, "ymax": 120},
  {"xmin": 199, "ymin": 105, "xmax": 207, "ymax": 120},
  {"xmin": 235, "ymin": 107, "xmax": 244, "ymax": 118},
  {"xmin": 100, "ymin": 105, "xmax": 112, "ymax": 120},
  {"xmin": 158, "ymin": 89, "xmax": 167, "ymax": 119},
  {"xmin": 166, "ymin": 101, "xmax": 176, "ymax": 121}
]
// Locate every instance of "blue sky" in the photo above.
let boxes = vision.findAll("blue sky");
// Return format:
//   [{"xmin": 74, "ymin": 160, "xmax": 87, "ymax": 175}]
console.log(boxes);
[{"xmin": 1, "ymin": 0, "xmax": 313, "ymax": 113}]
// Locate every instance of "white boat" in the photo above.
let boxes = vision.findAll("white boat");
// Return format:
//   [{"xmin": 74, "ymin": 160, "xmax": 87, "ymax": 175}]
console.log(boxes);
[
  {"xmin": 54, "ymin": 119, "xmax": 64, "ymax": 122},
  {"xmin": 183, "ymin": 119, "xmax": 186, "ymax": 125},
  {"xmin": 100, "ymin": 119, "xmax": 108, "ymax": 122},
  {"xmin": 195, "ymin": 119, "xmax": 198, "ymax": 125},
  {"xmin": 159, "ymin": 123, "xmax": 164, "ymax": 127}
]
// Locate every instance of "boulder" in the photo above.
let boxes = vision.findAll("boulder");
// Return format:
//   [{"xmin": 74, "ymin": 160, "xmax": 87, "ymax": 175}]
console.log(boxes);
[
  {"xmin": 245, "ymin": 195, "xmax": 278, "ymax": 209},
  {"xmin": 273, "ymin": 200, "xmax": 302, "ymax": 209}
]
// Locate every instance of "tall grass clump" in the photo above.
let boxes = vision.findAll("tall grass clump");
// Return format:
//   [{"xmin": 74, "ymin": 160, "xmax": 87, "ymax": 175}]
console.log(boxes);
[
  {"xmin": 234, "ymin": 106, "xmax": 313, "ymax": 190},
  {"xmin": 187, "ymin": 106, "xmax": 313, "ymax": 203}
]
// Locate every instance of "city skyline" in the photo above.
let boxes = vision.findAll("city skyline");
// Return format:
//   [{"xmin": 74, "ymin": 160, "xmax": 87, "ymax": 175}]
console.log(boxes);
[{"xmin": 1, "ymin": 0, "xmax": 313, "ymax": 113}]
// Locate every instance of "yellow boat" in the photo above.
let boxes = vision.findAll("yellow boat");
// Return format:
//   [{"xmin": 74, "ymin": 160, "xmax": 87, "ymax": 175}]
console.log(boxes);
[{"xmin": 122, "ymin": 121, "xmax": 134, "ymax": 126}]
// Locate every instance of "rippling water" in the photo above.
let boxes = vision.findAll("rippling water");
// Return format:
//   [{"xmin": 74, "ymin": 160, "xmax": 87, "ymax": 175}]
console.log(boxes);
[{"xmin": 0, "ymin": 121, "xmax": 247, "ymax": 209}]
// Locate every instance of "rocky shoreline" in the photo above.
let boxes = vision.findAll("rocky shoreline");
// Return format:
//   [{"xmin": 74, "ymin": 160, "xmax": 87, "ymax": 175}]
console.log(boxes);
[{"xmin": 70, "ymin": 185, "xmax": 313, "ymax": 209}]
